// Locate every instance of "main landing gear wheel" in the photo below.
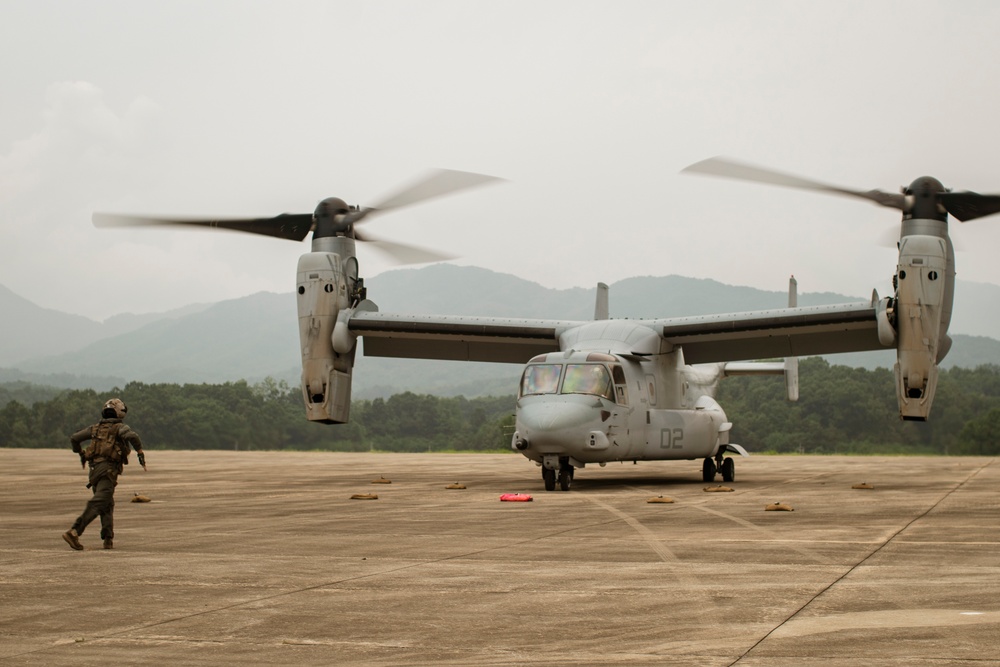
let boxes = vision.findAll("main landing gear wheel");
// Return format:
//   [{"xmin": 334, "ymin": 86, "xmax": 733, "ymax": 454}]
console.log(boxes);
[
  {"xmin": 702, "ymin": 457, "xmax": 717, "ymax": 483},
  {"xmin": 720, "ymin": 457, "xmax": 735, "ymax": 483},
  {"xmin": 542, "ymin": 467, "xmax": 556, "ymax": 491}
]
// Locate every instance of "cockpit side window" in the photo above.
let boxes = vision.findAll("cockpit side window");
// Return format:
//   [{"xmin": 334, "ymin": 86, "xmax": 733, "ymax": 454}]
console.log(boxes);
[
  {"xmin": 561, "ymin": 364, "xmax": 614, "ymax": 400},
  {"xmin": 520, "ymin": 364, "xmax": 562, "ymax": 397},
  {"xmin": 611, "ymin": 364, "xmax": 628, "ymax": 405}
]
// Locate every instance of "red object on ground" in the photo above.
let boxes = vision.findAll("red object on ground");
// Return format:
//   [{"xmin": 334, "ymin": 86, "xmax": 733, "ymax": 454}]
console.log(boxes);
[{"xmin": 500, "ymin": 493, "xmax": 533, "ymax": 502}]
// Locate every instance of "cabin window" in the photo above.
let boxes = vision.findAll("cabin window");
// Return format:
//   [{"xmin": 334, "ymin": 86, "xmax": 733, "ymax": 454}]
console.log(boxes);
[
  {"xmin": 520, "ymin": 364, "xmax": 562, "ymax": 396},
  {"xmin": 561, "ymin": 364, "xmax": 614, "ymax": 400}
]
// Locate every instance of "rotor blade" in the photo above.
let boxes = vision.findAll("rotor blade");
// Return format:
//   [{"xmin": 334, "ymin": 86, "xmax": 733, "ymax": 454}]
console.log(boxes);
[
  {"xmin": 92, "ymin": 212, "xmax": 314, "ymax": 241},
  {"xmin": 682, "ymin": 156, "xmax": 907, "ymax": 211},
  {"xmin": 368, "ymin": 168, "xmax": 503, "ymax": 213},
  {"xmin": 354, "ymin": 229, "xmax": 455, "ymax": 264},
  {"xmin": 340, "ymin": 208, "xmax": 374, "ymax": 227},
  {"xmin": 939, "ymin": 192, "xmax": 1000, "ymax": 222}
]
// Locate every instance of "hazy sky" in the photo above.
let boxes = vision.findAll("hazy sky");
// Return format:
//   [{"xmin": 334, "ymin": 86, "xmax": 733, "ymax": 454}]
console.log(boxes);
[{"xmin": 3, "ymin": 0, "xmax": 1000, "ymax": 321}]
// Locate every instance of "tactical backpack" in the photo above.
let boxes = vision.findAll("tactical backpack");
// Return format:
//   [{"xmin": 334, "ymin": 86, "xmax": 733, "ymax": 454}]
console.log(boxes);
[{"xmin": 84, "ymin": 422, "xmax": 132, "ymax": 464}]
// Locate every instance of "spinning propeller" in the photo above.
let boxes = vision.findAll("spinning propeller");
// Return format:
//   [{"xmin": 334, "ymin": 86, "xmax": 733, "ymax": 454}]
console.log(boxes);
[
  {"xmin": 93, "ymin": 168, "xmax": 502, "ymax": 264},
  {"xmin": 682, "ymin": 157, "xmax": 1000, "ymax": 222}
]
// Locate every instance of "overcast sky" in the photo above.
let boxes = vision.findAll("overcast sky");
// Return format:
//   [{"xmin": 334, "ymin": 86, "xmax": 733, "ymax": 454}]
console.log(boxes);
[{"xmin": 3, "ymin": 0, "xmax": 1000, "ymax": 321}]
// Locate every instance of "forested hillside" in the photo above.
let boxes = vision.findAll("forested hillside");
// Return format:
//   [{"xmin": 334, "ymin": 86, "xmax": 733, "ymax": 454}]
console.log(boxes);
[
  {"xmin": 716, "ymin": 360, "xmax": 1000, "ymax": 455},
  {"xmin": 0, "ymin": 379, "xmax": 516, "ymax": 453},
  {"xmin": 1, "ymin": 360, "xmax": 998, "ymax": 455}
]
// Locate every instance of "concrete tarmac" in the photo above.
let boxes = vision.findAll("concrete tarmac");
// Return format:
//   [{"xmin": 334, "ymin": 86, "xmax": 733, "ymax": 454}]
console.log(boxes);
[{"xmin": 1, "ymin": 449, "xmax": 998, "ymax": 666}]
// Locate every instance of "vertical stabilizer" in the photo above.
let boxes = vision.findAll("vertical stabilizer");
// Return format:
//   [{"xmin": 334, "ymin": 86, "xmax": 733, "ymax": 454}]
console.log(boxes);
[
  {"xmin": 785, "ymin": 275, "xmax": 799, "ymax": 401},
  {"xmin": 594, "ymin": 282, "xmax": 609, "ymax": 320}
]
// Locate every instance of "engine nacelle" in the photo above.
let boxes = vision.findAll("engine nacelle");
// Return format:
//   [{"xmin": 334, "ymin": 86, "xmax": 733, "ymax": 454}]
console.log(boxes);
[
  {"xmin": 296, "ymin": 251, "xmax": 354, "ymax": 423},
  {"xmin": 893, "ymin": 231, "xmax": 948, "ymax": 421}
]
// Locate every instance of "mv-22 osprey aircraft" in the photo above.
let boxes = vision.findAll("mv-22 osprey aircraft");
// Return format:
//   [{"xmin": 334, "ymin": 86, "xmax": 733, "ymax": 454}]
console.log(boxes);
[{"xmin": 94, "ymin": 158, "xmax": 1000, "ymax": 491}]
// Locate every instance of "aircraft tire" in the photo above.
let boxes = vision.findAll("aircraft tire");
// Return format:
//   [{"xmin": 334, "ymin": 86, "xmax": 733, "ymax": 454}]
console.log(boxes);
[
  {"xmin": 721, "ymin": 457, "xmax": 735, "ymax": 483},
  {"xmin": 558, "ymin": 467, "xmax": 572, "ymax": 491},
  {"xmin": 542, "ymin": 467, "xmax": 556, "ymax": 491},
  {"xmin": 702, "ymin": 457, "xmax": 717, "ymax": 483}
]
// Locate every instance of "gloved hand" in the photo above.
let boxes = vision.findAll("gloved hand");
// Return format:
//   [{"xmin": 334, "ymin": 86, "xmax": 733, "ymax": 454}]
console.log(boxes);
[{"xmin": 137, "ymin": 451, "xmax": 147, "ymax": 471}]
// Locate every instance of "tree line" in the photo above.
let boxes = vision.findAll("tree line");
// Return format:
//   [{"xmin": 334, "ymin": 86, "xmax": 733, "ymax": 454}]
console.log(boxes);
[
  {"xmin": 0, "ymin": 359, "xmax": 998, "ymax": 454},
  {"xmin": 716, "ymin": 359, "xmax": 1000, "ymax": 455},
  {"xmin": 0, "ymin": 378, "xmax": 516, "ymax": 453}
]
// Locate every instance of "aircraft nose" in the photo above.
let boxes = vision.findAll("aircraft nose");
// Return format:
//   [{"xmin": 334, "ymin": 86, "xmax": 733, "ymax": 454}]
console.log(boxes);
[{"xmin": 518, "ymin": 398, "xmax": 598, "ymax": 436}]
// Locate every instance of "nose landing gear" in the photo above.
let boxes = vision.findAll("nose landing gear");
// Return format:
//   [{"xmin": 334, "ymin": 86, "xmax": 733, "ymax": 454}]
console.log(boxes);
[
  {"xmin": 542, "ymin": 467, "xmax": 555, "ymax": 491},
  {"xmin": 541, "ymin": 458, "xmax": 575, "ymax": 491},
  {"xmin": 558, "ymin": 463, "xmax": 574, "ymax": 491}
]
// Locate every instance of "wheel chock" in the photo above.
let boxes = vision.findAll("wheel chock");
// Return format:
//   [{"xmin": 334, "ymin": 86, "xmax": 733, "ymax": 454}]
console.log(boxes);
[
  {"xmin": 351, "ymin": 493, "xmax": 379, "ymax": 500},
  {"xmin": 446, "ymin": 483, "xmax": 467, "ymax": 489},
  {"xmin": 131, "ymin": 493, "xmax": 152, "ymax": 503},
  {"xmin": 765, "ymin": 502, "xmax": 794, "ymax": 511},
  {"xmin": 371, "ymin": 476, "xmax": 392, "ymax": 484},
  {"xmin": 646, "ymin": 496, "xmax": 675, "ymax": 503},
  {"xmin": 851, "ymin": 482, "xmax": 875, "ymax": 489},
  {"xmin": 704, "ymin": 485, "xmax": 734, "ymax": 492}
]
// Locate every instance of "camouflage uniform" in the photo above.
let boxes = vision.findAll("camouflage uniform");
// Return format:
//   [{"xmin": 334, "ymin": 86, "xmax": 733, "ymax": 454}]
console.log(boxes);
[{"xmin": 63, "ymin": 399, "xmax": 146, "ymax": 550}]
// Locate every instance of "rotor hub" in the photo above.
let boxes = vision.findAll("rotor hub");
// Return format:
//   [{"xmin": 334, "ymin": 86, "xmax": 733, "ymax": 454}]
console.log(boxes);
[
  {"xmin": 313, "ymin": 197, "xmax": 352, "ymax": 238},
  {"xmin": 903, "ymin": 176, "xmax": 948, "ymax": 221}
]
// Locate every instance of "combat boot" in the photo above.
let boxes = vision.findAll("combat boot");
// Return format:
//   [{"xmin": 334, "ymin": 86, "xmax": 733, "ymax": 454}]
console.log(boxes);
[
  {"xmin": 62, "ymin": 529, "xmax": 83, "ymax": 551},
  {"xmin": 103, "ymin": 538, "xmax": 113, "ymax": 550}
]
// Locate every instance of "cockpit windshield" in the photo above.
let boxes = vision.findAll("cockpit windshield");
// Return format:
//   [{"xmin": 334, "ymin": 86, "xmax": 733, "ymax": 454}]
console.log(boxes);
[
  {"xmin": 561, "ymin": 364, "xmax": 614, "ymax": 400},
  {"xmin": 520, "ymin": 362, "xmax": 617, "ymax": 401},
  {"xmin": 520, "ymin": 364, "xmax": 562, "ymax": 396}
]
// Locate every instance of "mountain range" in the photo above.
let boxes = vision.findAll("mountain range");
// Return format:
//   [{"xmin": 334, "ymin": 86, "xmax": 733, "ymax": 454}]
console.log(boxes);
[{"xmin": 3, "ymin": 264, "xmax": 1000, "ymax": 398}]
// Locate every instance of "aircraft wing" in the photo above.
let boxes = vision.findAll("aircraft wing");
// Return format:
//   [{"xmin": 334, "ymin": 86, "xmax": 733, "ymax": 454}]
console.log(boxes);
[
  {"xmin": 656, "ymin": 301, "xmax": 887, "ymax": 364},
  {"xmin": 348, "ymin": 312, "xmax": 585, "ymax": 364},
  {"xmin": 349, "ymin": 301, "xmax": 887, "ymax": 366}
]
